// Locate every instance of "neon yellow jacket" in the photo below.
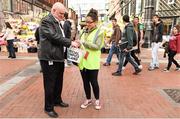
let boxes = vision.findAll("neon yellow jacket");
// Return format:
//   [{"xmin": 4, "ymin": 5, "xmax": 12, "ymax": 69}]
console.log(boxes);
[{"xmin": 78, "ymin": 27, "xmax": 104, "ymax": 70}]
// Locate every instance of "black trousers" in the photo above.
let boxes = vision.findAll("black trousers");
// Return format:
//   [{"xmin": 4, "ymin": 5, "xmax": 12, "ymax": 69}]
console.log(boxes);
[
  {"xmin": 80, "ymin": 69, "xmax": 99, "ymax": 100},
  {"xmin": 7, "ymin": 40, "xmax": 16, "ymax": 58},
  {"xmin": 123, "ymin": 50, "xmax": 140, "ymax": 67},
  {"xmin": 40, "ymin": 60, "xmax": 64, "ymax": 111},
  {"xmin": 167, "ymin": 50, "xmax": 180, "ymax": 70}
]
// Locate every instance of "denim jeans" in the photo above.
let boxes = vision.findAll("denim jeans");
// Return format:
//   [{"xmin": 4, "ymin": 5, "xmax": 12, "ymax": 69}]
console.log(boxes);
[
  {"xmin": 7, "ymin": 39, "xmax": 16, "ymax": 58},
  {"xmin": 117, "ymin": 51, "xmax": 139, "ymax": 73},
  {"xmin": 150, "ymin": 42, "xmax": 160, "ymax": 68},
  {"xmin": 106, "ymin": 43, "xmax": 119, "ymax": 64}
]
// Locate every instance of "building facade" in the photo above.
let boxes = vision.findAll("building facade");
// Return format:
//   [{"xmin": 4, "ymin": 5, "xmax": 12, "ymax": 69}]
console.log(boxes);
[
  {"xmin": 68, "ymin": 0, "xmax": 107, "ymax": 22},
  {"xmin": 0, "ymin": 0, "xmax": 67, "ymax": 21},
  {"xmin": 108, "ymin": 0, "xmax": 180, "ymax": 35}
]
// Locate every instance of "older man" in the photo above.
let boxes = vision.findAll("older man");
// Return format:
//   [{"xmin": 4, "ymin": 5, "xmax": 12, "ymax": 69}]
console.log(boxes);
[{"xmin": 38, "ymin": 2, "xmax": 79, "ymax": 118}]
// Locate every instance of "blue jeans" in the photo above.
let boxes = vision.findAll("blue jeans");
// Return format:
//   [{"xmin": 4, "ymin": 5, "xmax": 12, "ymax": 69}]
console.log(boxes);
[
  {"xmin": 117, "ymin": 51, "xmax": 139, "ymax": 73},
  {"xmin": 7, "ymin": 39, "xmax": 16, "ymax": 58},
  {"xmin": 106, "ymin": 43, "xmax": 119, "ymax": 64}
]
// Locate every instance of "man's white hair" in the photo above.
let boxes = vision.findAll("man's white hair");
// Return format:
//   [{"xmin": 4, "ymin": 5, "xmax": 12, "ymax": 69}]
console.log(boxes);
[{"xmin": 51, "ymin": 2, "xmax": 66, "ymax": 13}]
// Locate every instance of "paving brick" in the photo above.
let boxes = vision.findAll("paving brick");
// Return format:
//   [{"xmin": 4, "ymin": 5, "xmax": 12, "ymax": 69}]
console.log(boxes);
[{"xmin": 0, "ymin": 49, "xmax": 180, "ymax": 118}]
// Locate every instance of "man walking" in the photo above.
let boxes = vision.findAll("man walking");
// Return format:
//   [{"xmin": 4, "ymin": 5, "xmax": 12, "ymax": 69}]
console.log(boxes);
[
  {"xmin": 148, "ymin": 14, "xmax": 163, "ymax": 71},
  {"xmin": 122, "ymin": 17, "xmax": 143, "ymax": 69},
  {"xmin": 112, "ymin": 15, "xmax": 142, "ymax": 76},
  {"xmin": 38, "ymin": 2, "xmax": 79, "ymax": 118},
  {"xmin": 103, "ymin": 18, "xmax": 121, "ymax": 66}
]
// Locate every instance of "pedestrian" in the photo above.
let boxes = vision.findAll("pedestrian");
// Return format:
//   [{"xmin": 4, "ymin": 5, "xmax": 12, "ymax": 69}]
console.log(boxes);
[
  {"xmin": 163, "ymin": 25, "xmax": 180, "ymax": 72},
  {"xmin": 112, "ymin": 15, "xmax": 142, "ymax": 76},
  {"xmin": 148, "ymin": 14, "xmax": 164, "ymax": 71},
  {"xmin": 38, "ymin": 2, "xmax": 79, "ymax": 118},
  {"xmin": 63, "ymin": 12, "xmax": 73, "ymax": 67},
  {"xmin": 78, "ymin": 8, "xmax": 104, "ymax": 110},
  {"xmin": 122, "ymin": 16, "xmax": 143, "ymax": 70},
  {"xmin": 103, "ymin": 18, "xmax": 121, "ymax": 66},
  {"xmin": 0, "ymin": 22, "xmax": 16, "ymax": 58}
]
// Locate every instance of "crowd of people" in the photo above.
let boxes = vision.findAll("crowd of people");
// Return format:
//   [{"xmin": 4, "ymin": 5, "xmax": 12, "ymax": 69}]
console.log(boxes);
[
  {"xmin": 0, "ymin": 1, "xmax": 180, "ymax": 118},
  {"xmin": 103, "ymin": 14, "xmax": 180, "ymax": 76}
]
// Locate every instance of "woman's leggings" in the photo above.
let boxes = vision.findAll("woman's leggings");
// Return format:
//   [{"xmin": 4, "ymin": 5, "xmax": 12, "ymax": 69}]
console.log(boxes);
[{"xmin": 80, "ymin": 68, "xmax": 99, "ymax": 100}]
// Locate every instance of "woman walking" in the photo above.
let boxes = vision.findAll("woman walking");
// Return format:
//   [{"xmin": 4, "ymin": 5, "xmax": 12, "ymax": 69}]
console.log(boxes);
[
  {"xmin": 0, "ymin": 22, "xmax": 16, "ymax": 58},
  {"xmin": 164, "ymin": 25, "xmax": 180, "ymax": 72}
]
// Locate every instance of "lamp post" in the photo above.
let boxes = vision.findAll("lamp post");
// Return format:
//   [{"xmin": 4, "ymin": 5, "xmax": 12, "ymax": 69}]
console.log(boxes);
[
  {"xmin": 142, "ymin": 0, "xmax": 155, "ymax": 48},
  {"xmin": 0, "ymin": 0, "xmax": 4, "ymax": 32}
]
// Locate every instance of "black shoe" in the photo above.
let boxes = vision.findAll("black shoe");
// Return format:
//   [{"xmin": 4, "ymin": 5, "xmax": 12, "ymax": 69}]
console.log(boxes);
[
  {"xmin": 112, "ymin": 71, "xmax": 122, "ymax": 76},
  {"xmin": 133, "ymin": 69, "xmax": 142, "ymax": 75},
  {"xmin": 54, "ymin": 101, "xmax": 69, "ymax": 107},
  {"xmin": 44, "ymin": 110, "xmax": 58, "ymax": 118},
  {"xmin": 103, "ymin": 63, "xmax": 110, "ymax": 66},
  {"xmin": 11, "ymin": 56, "xmax": 16, "ymax": 59},
  {"xmin": 8, "ymin": 56, "xmax": 12, "ymax": 58}
]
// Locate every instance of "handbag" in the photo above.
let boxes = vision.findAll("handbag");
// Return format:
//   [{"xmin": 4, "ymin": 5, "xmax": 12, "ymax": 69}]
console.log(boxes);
[
  {"xmin": 118, "ymin": 41, "xmax": 128, "ymax": 50},
  {"xmin": 0, "ymin": 40, "xmax": 7, "ymax": 46},
  {"xmin": 67, "ymin": 47, "xmax": 85, "ymax": 63}
]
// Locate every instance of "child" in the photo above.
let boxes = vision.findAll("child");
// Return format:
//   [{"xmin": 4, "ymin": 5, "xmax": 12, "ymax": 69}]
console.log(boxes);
[{"xmin": 164, "ymin": 25, "xmax": 180, "ymax": 72}]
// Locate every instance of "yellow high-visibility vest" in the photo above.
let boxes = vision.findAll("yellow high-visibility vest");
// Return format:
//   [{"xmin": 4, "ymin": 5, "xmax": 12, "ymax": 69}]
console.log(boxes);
[{"xmin": 78, "ymin": 27, "xmax": 104, "ymax": 70}]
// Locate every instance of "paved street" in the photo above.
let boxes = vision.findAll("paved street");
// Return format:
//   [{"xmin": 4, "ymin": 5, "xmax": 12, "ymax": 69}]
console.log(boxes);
[{"xmin": 0, "ymin": 49, "xmax": 180, "ymax": 118}]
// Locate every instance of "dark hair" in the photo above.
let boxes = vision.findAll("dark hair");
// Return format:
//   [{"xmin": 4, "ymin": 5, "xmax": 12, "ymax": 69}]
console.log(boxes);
[
  {"xmin": 133, "ymin": 16, "xmax": 139, "ymax": 20},
  {"xmin": 87, "ymin": 8, "xmax": 98, "ymax": 22},
  {"xmin": 174, "ymin": 24, "xmax": 180, "ymax": 32},
  {"xmin": 153, "ymin": 14, "xmax": 161, "ymax": 21},
  {"xmin": 153, "ymin": 14, "xmax": 159, "ymax": 18},
  {"xmin": 122, "ymin": 15, "xmax": 130, "ymax": 22},
  {"xmin": 5, "ymin": 22, "xmax": 12, "ymax": 29},
  {"xmin": 111, "ymin": 18, "xmax": 117, "ymax": 22},
  {"xmin": 64, "ymin": 12, "xmax": 68, "ymax": 19}
]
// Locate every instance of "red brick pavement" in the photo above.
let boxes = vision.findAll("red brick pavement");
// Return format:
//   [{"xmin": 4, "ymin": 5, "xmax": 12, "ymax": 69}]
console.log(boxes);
[
  {"xmin": 0, "ymin": 52, "xmax": 37, "ymax": 84},
  {"xmin": 0, "ymin": 49, "xmax": 180, "ymax": 118}
]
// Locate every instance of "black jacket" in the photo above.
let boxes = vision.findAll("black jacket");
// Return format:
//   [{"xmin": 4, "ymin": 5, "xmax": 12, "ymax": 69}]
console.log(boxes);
[
  {"xmin": 38, "ymin": 13, "xmax": 71, "ymax": 62},
  {"xmin": 63, "ymin": 20, "xmax": 71, "ymax": 39},
  {"xmin": 120, "ymin": 23, "xmax": 134, "ymax": 50},
  {"xmin": 35, "ymin": 27, "xmax": 40, "ymax": 44},
  {"xmin": 152, "ymin": 22, "xmax": 163, "ymax": 43}
]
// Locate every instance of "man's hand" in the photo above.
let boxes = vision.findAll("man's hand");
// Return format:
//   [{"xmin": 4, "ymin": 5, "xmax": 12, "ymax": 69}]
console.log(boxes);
[
  {"xmin": 123, "ymin": 48, "xmax": 129, "ymax": 52},
  {"xmin": 71, "ymin": 41, "xmax": 80, "ymax": 48}
]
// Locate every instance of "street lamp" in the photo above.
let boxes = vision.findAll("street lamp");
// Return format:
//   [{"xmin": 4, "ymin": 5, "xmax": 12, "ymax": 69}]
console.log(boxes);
[
  {"xmin": 142, "ymin": 0, "xmax": 155, "ymax": 48},
  {"xmin": 0, "ymin": 0, "xmax": 5, "ymax": 32}
]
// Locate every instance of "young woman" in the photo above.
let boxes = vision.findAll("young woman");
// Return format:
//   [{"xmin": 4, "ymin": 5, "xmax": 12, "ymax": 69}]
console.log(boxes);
[
  {"xmin": 0, "ymin": 22, "xmax": 16, "ymax": 58},
  {"xmin": 164, "ymin": 25, "xmax": 180, "ymax": 72},
  {"xmin": 78, "ymin": 8, "xmax": 104, "ymax": 110}
]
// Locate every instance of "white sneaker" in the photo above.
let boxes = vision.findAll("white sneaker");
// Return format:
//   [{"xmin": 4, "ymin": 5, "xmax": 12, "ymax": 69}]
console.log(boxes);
[
  {"xmin": 80, "ymin": 99, "xmax": 92, "ymax": 109},
  {"xmin": 138, "ymin": 65, "xmax": 143, "ymax": 69},
  {"xmin": 122, "ymin": 67, "xmax": 125, "ymax": 70},
  {"xmin": 175, "ymin": 67, "xmax": 180, "ymax": 71},
  {"xmin": 163, "ymin": 68, "xmax": 169, "ymax": 72},
  {"xmin": 94, "ymin": 100, "xmax": 101, "ymax": 110}
]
